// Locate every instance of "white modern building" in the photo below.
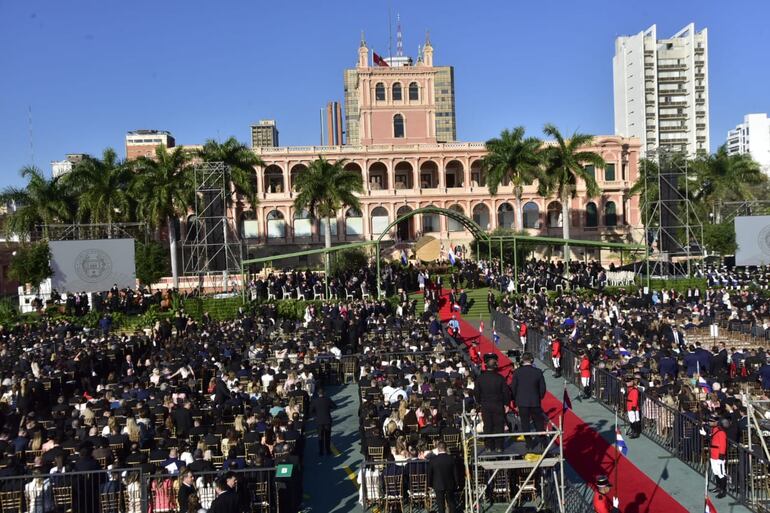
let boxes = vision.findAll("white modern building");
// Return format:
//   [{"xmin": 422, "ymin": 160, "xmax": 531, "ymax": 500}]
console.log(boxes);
[
  {"xmin": 727, "ymin": 114, "xmax": 770, "ymax": 175},
  {"xmin": 50, "ymin": 153, "xmax": 88, "ymax": 178},
  {"xmin": 613, "ymin": 23, "xmax": 709, "ymax": 157}
]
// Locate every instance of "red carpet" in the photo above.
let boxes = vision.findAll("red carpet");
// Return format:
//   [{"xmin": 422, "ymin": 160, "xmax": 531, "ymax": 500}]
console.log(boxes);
[{"xmin": 432, "ymin": 290, "xmax": 687, "ymax": 513}]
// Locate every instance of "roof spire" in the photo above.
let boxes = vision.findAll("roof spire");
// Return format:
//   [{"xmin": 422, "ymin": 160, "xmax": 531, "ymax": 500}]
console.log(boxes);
[
  {"xmin": 396, "ymin": 13, "xmax": 403, "ymax": 57},
  {"xmin": 360, "ymin": 30, "xmax": 366, "ymax": 47}
]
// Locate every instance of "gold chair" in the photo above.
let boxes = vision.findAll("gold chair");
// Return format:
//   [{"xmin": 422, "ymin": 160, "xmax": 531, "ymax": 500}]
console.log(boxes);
[
  {"xmin": 53, "ymin": 485, "xmax": 73, "ymax": 513},
  {"xmin": 99, "ymin": 491, "xmax": 123, "ymax": 513},
  {"xmin": 0, "ymin": 491, "xmax": 23, "ymax": 513}
]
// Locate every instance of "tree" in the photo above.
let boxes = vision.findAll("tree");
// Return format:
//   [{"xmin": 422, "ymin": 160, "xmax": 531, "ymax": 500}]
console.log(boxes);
[
  {"xmin": 692, "ymin": 144, "xmax": 765, "ymax": 222},
  {"xmin": 0, "ymin": 166, "xmax": 74, "ymax": 240},
  {"xmin": 540, "ymin": 124, "xmax": 605, "ymax": 262},
  {"xmin": 702, "ymin": 222, "xmax": 736, "ymax": 255},
  {"xmin": 292, "ymin": 157, "xmax": 364, "ymax": 278},
  {"xmin": 481, "ymin": 127, "xmax": 542, "ymax": 231},
  {"xmin": 65, "ymin": 148, "xmax": 134, "ymax": 233},
  {"xmin": 628, "ymin": 158, "xmax": 659, "ymax": 229},
  {"xmin": 196, "ymin": 137, "xmax": 265, "ymax": 213},
  {"xmin": 135, "ymin": 241, "xmax": 170, "ymax": 287},
  {"xmin": 130, "ymin": 145, "xmax": 193, "ymax": 289},
  {"xmin": 8, "ymin": 241, "xmax": 52, "ymax": 290}
]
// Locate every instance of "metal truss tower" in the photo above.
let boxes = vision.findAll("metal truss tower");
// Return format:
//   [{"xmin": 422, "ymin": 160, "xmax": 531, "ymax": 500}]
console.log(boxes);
[
  {"xmin": 642, "ymin": 149, "xmax": 704, "ymax": 278},
  {"xmin": 182, "ymin": 162, "xmax": 242, "ymax": 278}
]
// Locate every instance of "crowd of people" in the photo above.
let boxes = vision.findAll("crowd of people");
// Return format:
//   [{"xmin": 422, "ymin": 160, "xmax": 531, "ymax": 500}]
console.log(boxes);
[{"xmin": 496, "ymin": 263, "xmax": 770, "ymax": 501}]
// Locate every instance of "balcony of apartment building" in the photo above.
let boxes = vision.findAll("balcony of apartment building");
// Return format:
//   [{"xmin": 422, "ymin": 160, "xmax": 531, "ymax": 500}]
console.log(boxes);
[
  {"xmin": 657, "ymin": 75, "xmax": 688, "ymax": 83},
  {"xmin": 657, "ymin": 62, "xmax": 687, "ymax": 71},
  {"xmin": 659, "ymin": 111, "xmax": 687, "ymax": 119},
  {"xmin": 659, "ymin": 99, "xmax": 688, "ymax": 108}
]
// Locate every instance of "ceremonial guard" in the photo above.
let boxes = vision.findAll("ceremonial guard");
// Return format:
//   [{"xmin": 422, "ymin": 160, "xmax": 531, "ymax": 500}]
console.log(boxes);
[{"xmin": 624, "ymin": 377, "xmax": 641, "ymax": 438}]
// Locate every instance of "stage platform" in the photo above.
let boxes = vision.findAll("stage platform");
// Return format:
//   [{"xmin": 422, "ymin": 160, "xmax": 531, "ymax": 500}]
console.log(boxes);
[{"xmin": 476, "ymin": 441, "xmax": 562, "ymax": 470}]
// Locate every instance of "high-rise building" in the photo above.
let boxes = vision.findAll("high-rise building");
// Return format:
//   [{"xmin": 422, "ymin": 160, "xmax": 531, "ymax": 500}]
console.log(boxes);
[
  {"xmin": 727, "ymin": 113, "xmax": 770, "ymax": 174},
  {"xmin": 51, "ymin": 153, "xmax": 88, "ymax": 178},
  {"xmin": 613, "ymin": 23, "xmax": 709, "ymax": 156},
  {"xmin": 251, "ymin": 120, "xmax": 279, "ymax": 148},
  {"xmin": 343, "ymin": 34, "xmax": 456, "ymax": 146},
  {"xmin": 125, "ymin": 130, "xmax": 175, "ymax": 160}
]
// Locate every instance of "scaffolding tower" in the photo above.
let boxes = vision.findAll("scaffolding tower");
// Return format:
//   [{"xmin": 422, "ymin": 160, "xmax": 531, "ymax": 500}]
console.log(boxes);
[
  {"xmin": 461, "ymin": 406, "xmax": 566, "ymax": 513},
  {"xmin": 641, "ymin": 149, "xmax": 704, "ymax": 278},
  {"xmin": 182, "ymin": 162, "xmax": 242, "ymax": 281}
]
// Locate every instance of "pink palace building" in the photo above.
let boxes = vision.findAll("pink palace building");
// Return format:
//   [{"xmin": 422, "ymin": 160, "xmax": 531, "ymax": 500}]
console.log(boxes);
[{"xmin": 237, "ymin": 35, "xmax": 643, "ymax": 261}]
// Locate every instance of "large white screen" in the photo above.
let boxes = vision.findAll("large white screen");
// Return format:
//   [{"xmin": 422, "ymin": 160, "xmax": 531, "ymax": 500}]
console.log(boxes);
[
  {"xmin": 735, "ymin": 216, "xmax": 770, "ymax": 266},
  {"xmin": 50, "ymin": 239, "xmax": 137, "ymax": 293}
]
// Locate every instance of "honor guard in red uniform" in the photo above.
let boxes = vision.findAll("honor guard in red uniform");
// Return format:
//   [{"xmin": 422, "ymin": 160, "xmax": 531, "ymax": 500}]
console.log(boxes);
[
  {"xmin": 579, "ymin": 350, "xmax": 591, "ymax": 398},
  {"xmin": 593, "ymin": 475, "xmax": 620, "ymax": 513},
  {"xmin": 707, "ymin": 414, "xmax": 729, "ymax": 498},
  {"xmin": 551, "ymin": 337, "xmax": 562, "ymax": 378},
  {"xmin": 624, "ymin": 377, "xmax": 641, "ymax": 438}
]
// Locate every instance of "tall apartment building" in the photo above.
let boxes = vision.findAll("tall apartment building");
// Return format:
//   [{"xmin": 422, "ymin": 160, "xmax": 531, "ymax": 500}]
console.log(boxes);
[
  {"xmin": 250, "ymin": 120, "xmax": 279, "ymax": 148},
  {"xmin": 727, "ymin": 113, "xmax": 770, "ymax": 174},
  {"xmin": 125, "ymin": 130, "xmax": 175, "ymax": 160},
  {"xmin": 343, "ymin": 35, "xmax": 456, "ymax": 146},
  {"xmin": 614, "ymin": 23, "xmax": 709, "ymax": 156}
]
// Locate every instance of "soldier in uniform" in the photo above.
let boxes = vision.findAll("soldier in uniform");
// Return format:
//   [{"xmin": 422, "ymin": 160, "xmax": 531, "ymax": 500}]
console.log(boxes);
[
  {"xmin": 705, "ymin": 414, "xmax": 729, "ymax": 498},
  {"xmin": 593, "ymin": 475, "xmax": 620, "ymax": 513},
  {"xmin": 623, "ymin": 376, "xmax": 641, "ymax": 439},
  {"xmin": 474, "ymin": 354, "xmax": 510, "ymax": 452},
  {"xmin": 551, "ymin": 337, "xmax": 562, "ymax": 378},
  {"xmin": 579, "ymin": 349, "xmax": 591, "ymax": 399}
]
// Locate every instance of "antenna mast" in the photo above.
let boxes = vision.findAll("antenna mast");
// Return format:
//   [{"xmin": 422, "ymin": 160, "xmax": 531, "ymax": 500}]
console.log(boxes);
[
  {"xmin": 396, "ymin": 13, "xmax": 403, "ymax": 57},
  {"xmin": 388, "ymin": 2, "xmax": 392, "ymax": 60}
]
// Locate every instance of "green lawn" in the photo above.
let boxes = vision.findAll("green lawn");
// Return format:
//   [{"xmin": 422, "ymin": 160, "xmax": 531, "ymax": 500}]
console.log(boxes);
[{"xmin": 412, "ymin": 287, "xmax": 499, "ymax": 322}]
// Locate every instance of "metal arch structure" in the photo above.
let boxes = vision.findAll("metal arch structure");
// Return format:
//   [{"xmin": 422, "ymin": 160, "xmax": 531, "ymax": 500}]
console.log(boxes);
[{"xmin": 375, "ymin": 206, "xmax": 489, "ymax": 243}]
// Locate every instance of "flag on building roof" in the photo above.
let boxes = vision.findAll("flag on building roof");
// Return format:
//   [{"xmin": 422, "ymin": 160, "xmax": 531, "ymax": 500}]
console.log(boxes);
[
  {"xmin": 705, "ymin": 496, "xmax": 718, "ymax": 513},
  {"xmin": 562, "ymin": 388, "xmax": 572, "ymax": 413},
  {"xmin": 616, "ymin": 429, "xmax": 628, "ymax": 456},
  {"xmin": 373, "ymin": 52, "xmax": 389, "ymax": 66}
]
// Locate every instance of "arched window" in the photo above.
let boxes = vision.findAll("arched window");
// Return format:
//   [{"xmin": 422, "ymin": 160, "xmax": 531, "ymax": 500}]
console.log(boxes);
[
  {"xmin": 392, "ymin": 83, "xmax": 402, "ymax": 101},
  {"xmin": 497, "ymin": 203, "xmax": 514, "ymax": 229},
  {"xmin": 375, "ymin": 82, "xmax": 386, "ymax": 101},
  {"xmin": 422, "ymin": 205, "xmax": 439, "ymax": 233},
  {"xmin": 585, "ymin": 202, "xmax": 598, "ymax": 227},
  {"xmin": 345, "ymin": 208, "xmax": 363, "ymax": 236},
  {"xmin": 472, "ymin": 204, "xmax": 490, "ymax": 230},
  {"xmin": 522, "ymin": 202, "xmax": 540, "ymax": 229},
  {"xmin": 393, "ymin": 114, "xmax": 405, "ymax": 138},
  {"xmin": 266, "ymin": 210, "xmax": 286, "ymax": 239},
  {"xmin": 293, "ymin": 209, "xmax": 311, "ymax": 238},
  {"xmin": 447, "ymin": 205, "xmax": 465, "ymax": 232},
  {"xmin": 409, "ymin": 82, "xmax": 419, "ymax": 101},
  {"xmin": 605, "ymin": 201, "xmax": 617, "ymax": 227},
  {"xmin": 371, "ymin": 207, "xmax": 389, "ymax": 237},
  {"xmin": 546, "ymin": 201, "xmax": 563, "ymax": 228}
]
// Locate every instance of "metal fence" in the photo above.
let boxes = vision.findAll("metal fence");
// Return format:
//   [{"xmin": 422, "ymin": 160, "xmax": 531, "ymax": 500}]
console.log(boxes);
[
  {"xmin": 0, "ymin": 466, "xmax": 279, "ymax": 513},
  {"xmin": 491, "ymin": 310, "xmax": 770, "ymax": 513}
]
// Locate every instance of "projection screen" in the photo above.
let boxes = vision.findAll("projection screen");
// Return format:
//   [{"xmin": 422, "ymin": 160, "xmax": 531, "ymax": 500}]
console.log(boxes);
[
  {"xmin": 735, "ymin": 215, "xmax": 770, "ymax": 266},
  {"xmin": 50, "ymin": 239, "xmax": 137, "ymax": 292}
]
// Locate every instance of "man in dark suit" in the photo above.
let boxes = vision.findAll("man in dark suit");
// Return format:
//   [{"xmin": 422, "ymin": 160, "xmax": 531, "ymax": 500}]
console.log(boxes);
[
  {"xmin": 428, "ymin": 441, "xmax": 458, "ymax": 513},
  {"xmin": 309, "ymin": 388, "xmax": 337, "ymax": 456},
  {"xmin": 177, "ymin": 469, "xmax": 196, "ymax": 511},
  {"xmin": 172, "ymin": 401, "xmax": 194, "ymax": 439},
  {"xmin": 510, "ymin": 352, "xmax": 546, "ymax": 450},
  {"xmin": 474, "ymin": 354, "xmax": 511, "ymax": 452},
  {"xmin": 208, "ymin": 476, "xmax": 239, "ymax": 513}
]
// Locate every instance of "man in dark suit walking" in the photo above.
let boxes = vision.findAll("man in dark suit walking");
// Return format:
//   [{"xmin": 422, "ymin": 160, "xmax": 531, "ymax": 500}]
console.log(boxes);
[
  {"xmin": 208, "ymin": 477, "xmax": 239, "ymax": 513},
  {"xmin": 474, "ymin": 354, "xmax": 511, "ymax": 452},
  {"xmin": 309, "ymin": 388, "xmax": 337, "ymax": 456},
  {"xmin": 510, "ymin": 352, "xmax": 546, "ymax": 450},
  {"xmin": 428, "ymin": 441, "xmax": 458, "ymax": 513}
]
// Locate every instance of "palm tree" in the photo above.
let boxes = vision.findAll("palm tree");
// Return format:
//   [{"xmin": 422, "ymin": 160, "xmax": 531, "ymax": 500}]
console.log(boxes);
[
  {"xmin": 0, "ymin": 166, "xmax": 74, "ymax": 240},
  {"xmin": 691, "ymin": 144, "xmax": 765, "ymax": 222},
  {"xmin": 540, "ymin": 124, "xmax": 605, "ymax": 262},
  {"xmin": 130, "ymin": 145, "xmax": 193, "ymax": 289},
  {"xmin": 196, "ymin": 137, "xmax": 265, "ymax": 213},
  {"xmin": 64, "ymin": 148, "xmax": 134, "ymax": 235},
  {"xmin": 481, "ymin": 127, "xmax": 542, "ymax": 231},
  {"xmin": 293, "ymin": 157, "xmax": 364, "ymax": 275}
]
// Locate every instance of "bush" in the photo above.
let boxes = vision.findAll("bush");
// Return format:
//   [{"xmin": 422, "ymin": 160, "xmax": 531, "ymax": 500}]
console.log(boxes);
[
  {"xmin": 135, "ymin": 242, "xmax": 170, "ymax": 286},
  {"xmin": 330, "ymin": 248, "xmax": 369, "ymax": 277}
]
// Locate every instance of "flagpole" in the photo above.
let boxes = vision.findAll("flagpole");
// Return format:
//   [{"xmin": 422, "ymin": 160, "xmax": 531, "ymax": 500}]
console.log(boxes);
[
  {"xmin": 704, "ymin": 443, "xmax": 710, "ymax": 509},
  {"xmin": 614, "ymin": 406, "xmax": 620, "ymax": 503}
]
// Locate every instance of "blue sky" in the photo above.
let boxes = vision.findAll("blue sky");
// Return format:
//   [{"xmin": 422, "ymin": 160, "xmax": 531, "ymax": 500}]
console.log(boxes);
[{"xmin": 1, "ymin": 0, "xmax": 768, "ymax": 187}]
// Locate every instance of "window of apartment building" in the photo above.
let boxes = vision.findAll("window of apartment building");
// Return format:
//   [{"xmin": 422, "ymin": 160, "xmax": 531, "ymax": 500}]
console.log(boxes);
[
  {"xmin": 605, "ymin": 202, "xmax": 617, "ymax": 226},
  {"xmin": 392, "ymin": 83, "xmax": 402, "ymax": 101},
  {"xmin": 604, "ymin": 164, "xmax": 616, "ymax": 182},
  {"xmin": 393, "ymin": 114, "xmax": 405, "ymax": 138},
  {"xmin": 409, "ymin": 82, "xmax": 419, "ymax": 101},
  {"xmin": 375, "ymin": 83, "xmax": 386, "ymax": 101}
]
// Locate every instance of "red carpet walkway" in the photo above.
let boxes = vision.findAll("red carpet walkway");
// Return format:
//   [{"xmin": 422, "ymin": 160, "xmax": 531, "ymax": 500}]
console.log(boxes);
[{"xmin": 434, "ymin": 291, "xmax": 687, "ymax": 513}]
